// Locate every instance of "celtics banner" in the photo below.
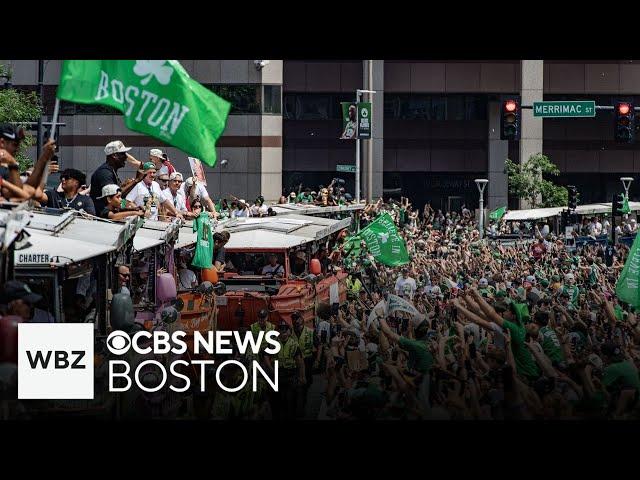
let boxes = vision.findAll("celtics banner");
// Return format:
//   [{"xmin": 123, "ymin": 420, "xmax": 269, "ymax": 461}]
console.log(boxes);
[
  {"xmin": 57, "ymin": 60, "xmax": 231, "ymax": 167},
  {"xmin": 357, "ymin": 102, "xmax": 371, "ymax": 139},
  {"xmin": 340, "ymin": 102, "xmax": 357, "ymax": 139},
  {"xmin": 358, "ymin": 212, "xmax": 410, "ymax": 267},
  {"xmin": 616, "ymin": 232, "xmax": 640, "ymax": 308}
]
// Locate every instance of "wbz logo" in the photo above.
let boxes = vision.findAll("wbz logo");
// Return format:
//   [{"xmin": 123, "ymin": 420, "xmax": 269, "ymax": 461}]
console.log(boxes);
[{"xmin": 18, "ymin": 324, "xmax": 94, "ymax": 399}]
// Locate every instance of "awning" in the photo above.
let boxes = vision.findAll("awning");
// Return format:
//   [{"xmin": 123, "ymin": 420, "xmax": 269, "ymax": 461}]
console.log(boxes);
[
  {"xmin": 133, "ymin": 235, "xmax": 163, "ymax": 252},
  {"xmin": 16, "ymin": 230, "xmax": 115, "ymax": 267}
]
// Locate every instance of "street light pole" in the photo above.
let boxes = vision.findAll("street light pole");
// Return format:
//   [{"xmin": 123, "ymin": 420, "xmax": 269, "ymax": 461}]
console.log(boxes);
[
  {"xmin": 355, "ymin": 88, "xmax": 376, "ymax": 203},
  {"xmin": 475, "ymin": 179, "xmax": 489, "ymax": 239},
  {"xmin": 621, "ymin": 176, "xmax": 634, "ymax": 199}
]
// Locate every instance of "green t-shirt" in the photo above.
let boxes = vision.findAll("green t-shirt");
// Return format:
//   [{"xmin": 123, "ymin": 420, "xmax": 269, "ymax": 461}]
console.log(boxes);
[
  {"xmin": 191, "ymin": 212, "xmax": 214, "ymax": 269},
  {"xmin": 502, "ymin": 320, "xmax": 540, "ymax": 379},
  {"xmin": 603, "ymin": 360, "xmax": 640, "ymax": 392},
  {"xmin": 539, "ymin": 326, "xmax": 564, "ymax": 363},
  {"xmin": 398, "ymin": 337, "xmax": 433, "ymax": 374}
]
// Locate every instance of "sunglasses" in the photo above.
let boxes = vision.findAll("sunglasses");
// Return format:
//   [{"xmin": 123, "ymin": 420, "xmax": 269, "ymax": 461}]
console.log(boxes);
[
  {"xmin": 119, "ymin": 272, "xmax": 130, "ymax": 278},
  {"xmin": 159, "ymin": 178, "xmax": 170, "ymax": 183}
]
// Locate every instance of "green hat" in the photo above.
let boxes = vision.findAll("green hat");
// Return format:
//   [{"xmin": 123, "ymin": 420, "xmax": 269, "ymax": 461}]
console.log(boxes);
[
  {"xmin": 540, "ymin": 279, "xmax": 550, "ymax": 288},
  {"xmin": 495, "ymin": 290, "xmax": 507, "ymax": 298},
  {"xmin": 141, "ymin": 161, "xmax": 156, "ymax": 172},
  {"xmin": 552, "ymin": 275, "xmax": 560, "ymax": 282}
]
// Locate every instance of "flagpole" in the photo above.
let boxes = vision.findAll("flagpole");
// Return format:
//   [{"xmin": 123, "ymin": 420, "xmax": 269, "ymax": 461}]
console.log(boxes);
[{"xmin": 41, "ymin": 98, "xmax": 60, "ymax": 187}]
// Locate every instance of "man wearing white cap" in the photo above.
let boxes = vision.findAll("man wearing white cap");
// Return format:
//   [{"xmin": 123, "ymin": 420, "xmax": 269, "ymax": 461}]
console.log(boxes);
[
  {"xmin": 90, "ymin": 140, "xmax": 143, "ymax": 214},
  {"xmin": 161, "ymin": 172, "xmax": 195, "ymax": 219},
  {"xmin": 149, "ymin": 148, "xmax": 175, "ymax": 176},
  {"xmin": 125, "ymin": 162, "xmax": 182, "ymax": 221}
]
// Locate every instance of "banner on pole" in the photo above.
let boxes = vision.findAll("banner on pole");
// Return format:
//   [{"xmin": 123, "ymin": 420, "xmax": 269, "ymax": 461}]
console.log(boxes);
[
  {"xmin": 340, "ymin": 102, "xmax": 357, "ymax": 139},
  {"xmin": 357, "ymin": 102, "xmax": 371, "ymax": 139}
]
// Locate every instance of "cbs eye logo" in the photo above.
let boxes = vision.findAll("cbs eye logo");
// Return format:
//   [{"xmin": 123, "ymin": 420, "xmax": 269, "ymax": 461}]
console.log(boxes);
[{"xmin": 107, "ymin": 331, "xmax": 131, "ymax": 355}]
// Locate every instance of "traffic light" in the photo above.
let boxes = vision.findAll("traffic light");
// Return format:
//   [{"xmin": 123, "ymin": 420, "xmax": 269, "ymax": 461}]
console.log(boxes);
[
  {"xmin": 567, "ymin": 185, "xmax": 578, "ymax": 210},
  {"xmin": 615, "ymin": 102, "xmax": 635, "ymax": 143},
  {"xmin": 500, "ymin": 97, "xmax": 521, "ymax": 141}
]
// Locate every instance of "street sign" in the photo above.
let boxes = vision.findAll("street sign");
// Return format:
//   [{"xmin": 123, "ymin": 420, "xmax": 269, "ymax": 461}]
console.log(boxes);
[
  {"xmin": 336, "ymin": 164, "xmax": 356, "ymax": 173},
  {"xmin": 533, "ymin": 101, "xmax": 596, "ymax": 118}
]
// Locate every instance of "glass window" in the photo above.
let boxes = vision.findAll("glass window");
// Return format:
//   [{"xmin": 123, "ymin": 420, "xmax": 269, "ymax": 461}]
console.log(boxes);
[
  {"xmin": 263, "ymin": 85, "xmax": 282, "ymax": 114},
  {"xmin": 297, "ymin": 95, "xmax": 330, "ymax": 120},
  {"xmin": 430, "ymin": 96, "xmax": 447, "ymax": 120},
  {"xmin": 283, "ymin": 94, "xmax": 297, "ymax": 119},
  {"xmin": 210, "ymin": 85, "xmax": 260, "ymax": 114},
  {"xmin": 446, "ymin": 95, "xmax": 466, "ymax": 121}
]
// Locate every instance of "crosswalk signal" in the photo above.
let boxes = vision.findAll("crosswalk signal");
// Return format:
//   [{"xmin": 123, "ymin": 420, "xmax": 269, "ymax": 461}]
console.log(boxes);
[
  {"xmin": 500, "ymin": 97, "xmax": 521, "ymax": 141},
  {"xmin": 567, "ymin": 185, "xmax": 578, "ymax": 210},
  {"xmin": 615, "ymin": 102, "xmax": 635, "ymax": 143}
]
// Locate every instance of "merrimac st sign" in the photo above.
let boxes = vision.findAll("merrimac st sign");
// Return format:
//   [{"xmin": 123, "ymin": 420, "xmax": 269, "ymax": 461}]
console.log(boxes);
[{"xmin": 533, "ymin": 101, "xmax": 596, "ymax": 118}]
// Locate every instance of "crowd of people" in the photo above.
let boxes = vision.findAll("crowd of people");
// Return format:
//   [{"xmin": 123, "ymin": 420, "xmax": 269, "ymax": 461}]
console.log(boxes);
[
  {"xmin": 216, "ymin": 200, "xmax": 640, "ymax": 420},
  {"xmin": 3, "ymin": 123, "xmax": 640, "ymax": 420}
]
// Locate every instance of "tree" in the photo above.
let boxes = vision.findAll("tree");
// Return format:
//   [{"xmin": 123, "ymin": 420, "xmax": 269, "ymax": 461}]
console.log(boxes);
[
  {"xmin": 505, "ymin": 153, "xmax": 568, "ymax": 208},
  {"xmin": 0, "ymin": 64, "xmax": 43, "ymax": 172}
]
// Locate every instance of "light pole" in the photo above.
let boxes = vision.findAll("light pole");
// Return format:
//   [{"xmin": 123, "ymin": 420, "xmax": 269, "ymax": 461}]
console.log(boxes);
[
  {"xmin": 475, "ymin": 178, "xmax": 489, "ymax": 239},
  {"xmin": 621, "ymin": 176, "xmax": 634, "ymax": 199},
  {"xmin": 355, "ymin": 88, "xmax": 376, "ymax": 203}
]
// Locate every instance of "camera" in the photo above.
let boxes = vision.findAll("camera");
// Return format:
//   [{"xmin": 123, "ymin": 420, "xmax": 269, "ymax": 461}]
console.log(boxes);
[{"xmin": 254, "ymin": 60, "xmax": 270, "ymax": 70}]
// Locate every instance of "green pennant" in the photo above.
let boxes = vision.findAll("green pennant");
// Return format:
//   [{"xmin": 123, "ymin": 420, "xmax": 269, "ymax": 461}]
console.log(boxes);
[
  {"xmin": 616, "ymin": 232, "xmax": 640, "ymax": 308},
  {"xmin": 489, "ymin": 206, "xmax": 507, "ymax": 221},
  {"xmin": 357, "ymin": 212, "xmax": 410, "ymax": 267}
]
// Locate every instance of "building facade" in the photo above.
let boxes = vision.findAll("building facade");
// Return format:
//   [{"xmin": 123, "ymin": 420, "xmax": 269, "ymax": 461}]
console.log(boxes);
[{"xmin": 4, "ymin": 59, "xmax": 640, "ymax": 208}]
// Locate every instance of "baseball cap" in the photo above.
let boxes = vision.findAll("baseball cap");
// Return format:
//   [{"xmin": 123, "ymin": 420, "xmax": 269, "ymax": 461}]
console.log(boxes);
[
  {"xmin": 104, "ymin": 140, "xmax": 131, "ymax": 156},
  {"xmin": 479, "ymin": 278, "xmax": 488, "ymax": 287},
  {"xmin": 526, "ymin": 275, "xmax": 536, "ymax": 284},
  {"xmin": 1, "ymin": 280, "xmax": 43, "ymax": 305},
  {"xmin": 60, "ymin": 168, "xmax": 86, "ymax": 185},
  {"xmin": 97, "ymin": 184, "xmax": 121, "ymax": 199},
  {"xmin": 0, "ymin": 123, "xmax": 25, "ymax": 141},
  {"xmin": 185, "ymin": 177, "xmax": 195, "ymax": 187},
  {"xmin": 140, "ymin": 161, "xmax": 156, "ymax": 173},
  {"xmin": 587, "ymin": 353, "xmax": 603, "ymax": 370},
  {"xmin": 169, "ymin": 172, "xmax": 183, "ymax": 181},
  {"xmin": 149, "ymin": 148, "xmax": 164, "ymax": 157}
]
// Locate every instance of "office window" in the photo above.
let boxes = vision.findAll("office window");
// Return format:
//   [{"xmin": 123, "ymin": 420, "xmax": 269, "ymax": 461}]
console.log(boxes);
[
  {"xmin": 209, "ymin": 84, "xmax": 261, "ymax": 114},
  {"xmin": 297, "ymin": 94, "xmax": 331, "ymax": 120},
  {"xmin": 263, "ymin": 85, "xmax": 282, "ymax": 114}
]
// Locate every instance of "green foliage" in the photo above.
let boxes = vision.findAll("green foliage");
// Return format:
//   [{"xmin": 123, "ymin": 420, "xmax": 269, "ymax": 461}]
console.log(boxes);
[
  {"xmin": 0, "ymin": 65, "xmax": 42, "ymax": 172},
  {"xmin": 505, "ymin": 153, "xmax": 568, "ymax": 208}
]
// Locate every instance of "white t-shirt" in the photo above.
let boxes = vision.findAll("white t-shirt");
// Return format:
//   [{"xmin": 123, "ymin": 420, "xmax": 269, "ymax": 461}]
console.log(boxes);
[
  {"xmin": 126, "ymin": 180, "xmax": 163, "ymax": 220},
  {"xmin": 182, "ymin": 182, "xmax": 210, "ymax": 200},
  {"xmin": 161, "ymin": 189, "xmax": 187, "ymax": 212},
  {"xmin": 157, "ymin": 164, "xmax": 169, "ymax": 176},
  {"xmin": 232, "ymin": 208, "xmax": 250, "ymax": 218},
  {"xmin": 395, "ymin": 276, "xmax": 416, "ymax": 297},
  {"xmin": 178, "ymin": 268, "xmax": 197, "ymax": 290}
]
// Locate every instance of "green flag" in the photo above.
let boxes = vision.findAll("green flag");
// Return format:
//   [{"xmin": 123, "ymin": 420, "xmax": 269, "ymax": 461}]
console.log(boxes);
[
  {"xmin": 56, "ymin": 60, "xmax": 231, "ymax": 167},
  {"xmin": 357, "ymin": 212, "xmax": 410, "ymax": 267},
  {"xmin": 616, "ymin": 232, "xmax": 640, "ymax": 308},
  {"xmin": 489, "ymin": 206, "xmax": 507, "ymax": 221},
  {"xmin": 622, "ymin": 194, "xmax": 631, "ymax": 215}
]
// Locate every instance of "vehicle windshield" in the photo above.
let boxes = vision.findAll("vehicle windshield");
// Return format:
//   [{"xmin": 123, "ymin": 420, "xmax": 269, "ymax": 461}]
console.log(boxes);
[{"xmin": 226, "ymin": 252, "xmax": 287, "ymax": 277}]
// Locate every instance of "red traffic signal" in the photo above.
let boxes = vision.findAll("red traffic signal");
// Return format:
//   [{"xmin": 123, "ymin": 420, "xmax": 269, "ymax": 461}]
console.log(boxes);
[
  {"xmin": 615, "ymin": 101, "xmax": 635, "ymax": 143},
  {"xmin": 500, "ymin": 98, "xmax": 520, "ymax": 140},
  {"xmin": 618, "ymin": 103, "xmax": 631, "ymax": 115}
]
